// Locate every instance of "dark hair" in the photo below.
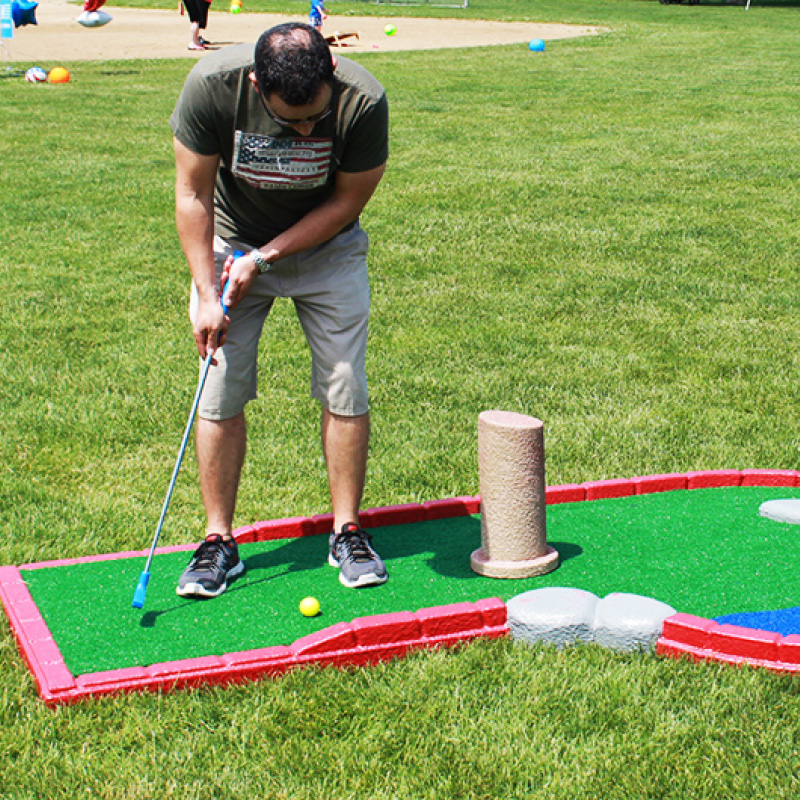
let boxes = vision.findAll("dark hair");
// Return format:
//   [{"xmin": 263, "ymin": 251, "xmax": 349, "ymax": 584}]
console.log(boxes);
[{"xmin": 253, "ymin": 23, "xmax": 334, "ymax": 106}]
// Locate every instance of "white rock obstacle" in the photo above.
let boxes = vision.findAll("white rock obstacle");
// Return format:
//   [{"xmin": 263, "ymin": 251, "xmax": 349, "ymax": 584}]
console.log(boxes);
[
  {"xmin": 759, "ymin": 498, "xmax": 800, "ymax": 525},
  {"xmin": 507, "ymin": 587, "xmax": 677, "ymax": 653}
]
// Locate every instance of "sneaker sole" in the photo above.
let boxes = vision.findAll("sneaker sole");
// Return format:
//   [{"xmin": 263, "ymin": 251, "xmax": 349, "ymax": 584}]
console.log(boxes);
[
  {"xmin": 329, "ymin": 554, "xmax": 387, "ymax": 588},
  {"xmin": 337, "ymin": 570, "xmax": 388, "ymax": 589},
  {"xmin": 175, "ymin": 560, "xmax": 245, "ymax": 599}
]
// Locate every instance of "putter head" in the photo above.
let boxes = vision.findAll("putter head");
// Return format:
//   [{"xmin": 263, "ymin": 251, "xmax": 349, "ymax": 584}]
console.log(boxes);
[{"xmin": 132, "ymin": 571, "xmax": 150, "ymax": 609}]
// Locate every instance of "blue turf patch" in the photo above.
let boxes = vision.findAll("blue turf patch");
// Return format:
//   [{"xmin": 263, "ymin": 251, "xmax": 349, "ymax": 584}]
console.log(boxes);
[{"xmin": 715, "ymin": 607, "xmax": 800, "ymax": 637}]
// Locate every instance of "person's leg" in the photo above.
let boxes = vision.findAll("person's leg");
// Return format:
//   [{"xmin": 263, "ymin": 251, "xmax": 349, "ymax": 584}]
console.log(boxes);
[
  {"xmin": 197, "ymin": 0, "xmax": 210, "ymax": 42},
  {"xmin": 178, "ymin": 407, "xmax": 249, "ymax": 600},
  {"xmin": 291, "ymin": 226, "xmax": 386, "ymax": 587},
  {"xmin": 189, "ymin": 20, "xmax": 204, "ymax": 49},
  {"xmin": 197, "ymin": 411, "xmax": 246, "ymax": 537},
  {"xmin": 190, "ymin": 236, "xmax": 273, "ymax": 535},
  {"xmin": 322, "ymin": 407, "xmax": 385, "ymax": 590},
  {"xmin": 291, "ymin": 227, "xmax": 371, "ymax": 530},
  {"xmin": 176, "ymin": 412, "xmax": 246, "ymax": 598},
  {"xmin": 321, "ymin": 408, "xmax": 369, "ymax": 532},
  {"xmin": 184, "ymin": 0, "xmax": 204, "ymax": 48}
]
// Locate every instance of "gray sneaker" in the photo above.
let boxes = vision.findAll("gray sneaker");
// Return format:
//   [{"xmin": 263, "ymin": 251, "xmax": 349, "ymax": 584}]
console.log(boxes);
[
  {"xmin": 176, "ymin": 534, "xmax": 244, "ymax": 598},
  {"xmin": 328, "ymin": 523, "xmax": 388, "ymax": 588}
]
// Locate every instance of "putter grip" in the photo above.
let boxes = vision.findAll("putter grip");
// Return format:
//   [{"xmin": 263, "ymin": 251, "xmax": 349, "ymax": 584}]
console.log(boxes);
[{"xmin": 221, "ymin": 249, "xmax": 246, "ymax": 315}]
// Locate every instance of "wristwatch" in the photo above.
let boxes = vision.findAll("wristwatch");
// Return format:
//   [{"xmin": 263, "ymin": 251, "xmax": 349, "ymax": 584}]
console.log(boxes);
[{"xmin": 250, "ymin": 249, "xmax": 271, "ymax": 274}]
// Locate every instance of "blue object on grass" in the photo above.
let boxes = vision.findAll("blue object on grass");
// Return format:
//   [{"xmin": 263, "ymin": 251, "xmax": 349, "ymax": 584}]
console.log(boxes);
[
  {"xmin": 12, "ymin": 0, "xmax": 37, "ymax": 28},
  {"xmin": 529, "ymin": 38, "xmax": 545, "ymax": 52}
]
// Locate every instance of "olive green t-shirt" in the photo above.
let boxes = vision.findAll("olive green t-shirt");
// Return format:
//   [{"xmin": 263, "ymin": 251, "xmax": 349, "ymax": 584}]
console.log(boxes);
[{"xmin": 170, "ymin": 46, "xmax": 389, "ymax": 244}]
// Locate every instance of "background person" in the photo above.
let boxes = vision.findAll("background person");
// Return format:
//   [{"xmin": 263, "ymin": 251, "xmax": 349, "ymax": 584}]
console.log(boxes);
[
  {"xmin": 182, "ymin": 0, "xmax": 212, "ymax": 50},
  {"xmin": 308, "ymin": 0, "xmax": 326, "ymax": 31}
]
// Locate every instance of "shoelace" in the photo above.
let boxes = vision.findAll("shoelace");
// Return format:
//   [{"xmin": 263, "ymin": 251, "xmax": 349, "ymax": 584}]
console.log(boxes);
[
  {"xmin": 192, "ymin": 537, "xmax": 230, "ymax": 572},
  {"xmin": 335, "ymin": 527, "xmax": 374, "ymax": 563}
]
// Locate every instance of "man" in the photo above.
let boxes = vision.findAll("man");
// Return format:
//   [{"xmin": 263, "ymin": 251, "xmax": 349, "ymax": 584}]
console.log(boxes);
[{"xmin": 170, "ymin": 22, "xmax": 389, "ymax": 598}]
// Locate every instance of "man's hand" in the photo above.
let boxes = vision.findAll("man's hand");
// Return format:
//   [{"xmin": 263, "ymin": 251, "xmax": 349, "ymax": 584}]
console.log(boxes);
[
  {"xmin": 193, "ymin": 294, "xmax": 228, "ymax": 363},
  {"xmin": 220, "ymin": 251, "xmax": 261, "ymax": 310}
]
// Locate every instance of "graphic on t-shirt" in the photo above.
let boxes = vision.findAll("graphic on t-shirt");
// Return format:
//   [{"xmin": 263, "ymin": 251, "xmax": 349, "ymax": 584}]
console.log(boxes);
[{"xmin": 232, "ymin": 131, "xmax": 332, "ymax": 189}]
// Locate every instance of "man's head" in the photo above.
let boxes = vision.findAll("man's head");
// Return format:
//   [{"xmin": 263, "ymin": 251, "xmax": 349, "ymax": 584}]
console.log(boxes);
[{"xmin": 252, "ymin": 23, "xmax": 334, "ymax": 106}]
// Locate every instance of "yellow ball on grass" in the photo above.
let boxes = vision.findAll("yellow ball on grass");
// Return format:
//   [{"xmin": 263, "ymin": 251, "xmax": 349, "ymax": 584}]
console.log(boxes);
[{"xmin": 299, "ymin": 596, "xmax": 321, "ymax": 617}]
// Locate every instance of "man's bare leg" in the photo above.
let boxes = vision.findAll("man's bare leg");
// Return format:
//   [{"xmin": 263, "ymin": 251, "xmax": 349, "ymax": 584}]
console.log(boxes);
[
  {"xmin": 321, "ymin": 409, "xmax": 369, "ymax": 531},
  {"xmin": 196, "ymin": 411, "xmax": 247, "ymax": 537},
  {"xmin": 176, "ymin": 412, "xmax": 247, "ymax": 598},
  {"xmin": 323, "ymin": 409, "xmax": 387, "ymax": 586}
]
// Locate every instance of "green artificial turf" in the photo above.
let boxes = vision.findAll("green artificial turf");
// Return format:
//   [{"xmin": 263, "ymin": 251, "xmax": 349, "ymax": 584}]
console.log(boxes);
[{"xmin": 21, "ymin": 486, "xmax": 800, "ymax": 676}]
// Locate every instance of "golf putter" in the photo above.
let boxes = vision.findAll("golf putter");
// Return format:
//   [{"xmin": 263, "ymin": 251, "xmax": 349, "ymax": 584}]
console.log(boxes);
[{"xmin": 132, "ymin": 251, "xmax": 243, "ymax": 608}]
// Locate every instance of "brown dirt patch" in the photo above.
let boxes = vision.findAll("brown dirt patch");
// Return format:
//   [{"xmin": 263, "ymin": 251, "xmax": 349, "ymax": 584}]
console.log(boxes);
[{"xmin": 3, "ymin": 0, "xmax": 604, "ymax": 62}]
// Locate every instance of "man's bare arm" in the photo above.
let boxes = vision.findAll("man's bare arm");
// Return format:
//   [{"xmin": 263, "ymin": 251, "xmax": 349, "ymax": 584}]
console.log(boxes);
[{"xmin": 174, "ymin": 137, "xmax": 225, "ymax": 358}]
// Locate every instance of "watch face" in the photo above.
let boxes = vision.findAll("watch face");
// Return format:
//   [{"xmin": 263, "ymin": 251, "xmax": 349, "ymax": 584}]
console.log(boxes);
[{"xmin": 252, "ymin": 251, "xmax": 267, "ymax": 272}]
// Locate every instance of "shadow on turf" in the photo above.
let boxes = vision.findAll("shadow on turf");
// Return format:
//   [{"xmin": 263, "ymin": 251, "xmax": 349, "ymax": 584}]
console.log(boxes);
[
  {"xmin": 233, "ymin": 517, "xmax": 583, "ymax": 583},
  {"xmin": 134, "ymin": 525, "xmax": 583, "ymax": 631},
  {"xmin": 137, "ymin": 567, "xmax": 294, "ymax": 627},
  {"xmin": 135, "ymin": 518, "xmax": 584, "ymax": 625}
]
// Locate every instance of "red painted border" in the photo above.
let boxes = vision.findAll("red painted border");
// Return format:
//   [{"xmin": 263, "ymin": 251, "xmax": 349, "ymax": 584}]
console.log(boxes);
[
  {"xmin": 2, "ymin": 469, "xmax": 800, "ymax": 704},
  {"xmin": 656, "ymin": 614, "xmax": 800, "ymax": 673}
]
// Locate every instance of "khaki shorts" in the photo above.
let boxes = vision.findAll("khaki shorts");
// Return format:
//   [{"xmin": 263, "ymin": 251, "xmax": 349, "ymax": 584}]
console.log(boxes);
[{"xmin": 190, "ymin": 225, "xmax": 370, "ymax": 420}]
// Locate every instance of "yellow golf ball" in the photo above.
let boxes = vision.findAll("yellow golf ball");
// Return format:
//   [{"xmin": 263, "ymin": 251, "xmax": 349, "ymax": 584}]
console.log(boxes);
[{"xmin": 299, "ymin": 596, "xmax": 321, "ymax": 617}]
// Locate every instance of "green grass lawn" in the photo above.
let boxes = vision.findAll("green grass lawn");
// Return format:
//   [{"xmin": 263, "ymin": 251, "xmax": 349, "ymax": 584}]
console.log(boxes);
[{"xmin": 3, "ymin": 0, "xmax": 800, "ymax": 796}]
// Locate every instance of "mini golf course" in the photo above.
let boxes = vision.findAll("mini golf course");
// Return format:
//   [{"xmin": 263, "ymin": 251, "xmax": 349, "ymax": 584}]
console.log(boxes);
[{"xmin": 3, "ymin": 468, "xmax": 800, "ymax": 705}]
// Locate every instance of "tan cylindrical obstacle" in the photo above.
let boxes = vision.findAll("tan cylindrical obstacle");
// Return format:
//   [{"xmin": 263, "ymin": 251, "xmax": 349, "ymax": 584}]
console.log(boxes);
[{"xmin": 471, "ymin": 410, "xmax": 559, "ymax": 579}]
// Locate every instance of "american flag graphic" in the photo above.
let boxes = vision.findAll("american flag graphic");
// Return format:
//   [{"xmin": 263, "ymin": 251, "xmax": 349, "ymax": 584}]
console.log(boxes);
[{"xmin": 232, "ymin": 131, "xmax": 332, "ymax": 190}]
